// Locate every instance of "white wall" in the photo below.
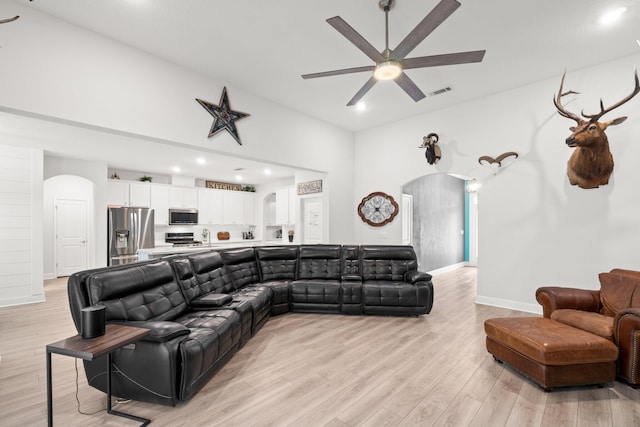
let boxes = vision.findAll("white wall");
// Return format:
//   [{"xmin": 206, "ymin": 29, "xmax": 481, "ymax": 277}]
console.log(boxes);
[
  {"xmin": 355, "ymin": 53, "xmax": 640, "ymax": 313},
  {"xmin": 0, "ymin": 0, "xmax": 354, "ymax": 286},
  {"xmin": 0, "ymin": 0, "xmax": 355, "ymax": 244},
  {"xmin": 0, "ymin": 144, "xmax": 44, "ymax": 307}
]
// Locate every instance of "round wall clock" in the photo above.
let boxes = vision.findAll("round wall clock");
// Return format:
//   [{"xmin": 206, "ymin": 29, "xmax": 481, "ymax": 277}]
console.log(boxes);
[{"xmin": 357, "ymin": 192, "xmax": 399, "ymax": 227}]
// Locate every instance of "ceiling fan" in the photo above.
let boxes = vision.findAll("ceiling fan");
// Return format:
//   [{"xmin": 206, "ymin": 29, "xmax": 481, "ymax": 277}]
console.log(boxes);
[{"xmin": 302, "ymin": 0, "xmax": 486, "ymax": 106}]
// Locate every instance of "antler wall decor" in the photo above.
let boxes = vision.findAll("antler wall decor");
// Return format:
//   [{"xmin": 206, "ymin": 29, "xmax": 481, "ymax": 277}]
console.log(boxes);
[
  {"xmin": 553, "ymin": 70, "xmax": 640, "ymax": 189},
  {"xmin": 419, "ymin": 133, "xmax": 441, "ymax": 165},
  {"xmin": 478, "ymin": 152, "xmax": 518, "ymax": 167},
  {"xmin": 0, "ymin": 16, "xmax": 19, "ymax": 25}
]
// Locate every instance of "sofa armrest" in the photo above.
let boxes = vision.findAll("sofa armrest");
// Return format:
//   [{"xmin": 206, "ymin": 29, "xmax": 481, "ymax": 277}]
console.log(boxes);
[
  {"xmin": 405, "ymin": 270, "xmax": 432, "ymax": 284},
  {"xmin": 535, "ymin": 287, "xmax": 601, "ymax": 318},
  {"xmin": 614, "ymin": 308, "xmax": 640, "ymax": 385},
  {"xmin": 111, "ymin": 321, "xmax": 190, "ymax": 343}
]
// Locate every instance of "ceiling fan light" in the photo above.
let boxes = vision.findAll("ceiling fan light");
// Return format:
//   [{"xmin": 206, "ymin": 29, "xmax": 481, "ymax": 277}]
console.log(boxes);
[{"xmin": 374, "ymin": 61, "xmax": 402, "ymax": 80}]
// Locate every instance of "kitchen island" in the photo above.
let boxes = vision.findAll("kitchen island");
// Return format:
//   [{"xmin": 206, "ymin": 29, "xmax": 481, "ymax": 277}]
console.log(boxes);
[{"xmin": 138, "ymin": 240, "xmax": 263, "ymax": 260}]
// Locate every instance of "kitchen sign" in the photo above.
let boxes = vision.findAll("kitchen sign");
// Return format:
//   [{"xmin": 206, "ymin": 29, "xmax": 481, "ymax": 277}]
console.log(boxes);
[
  {"xmin": 205, "ymin": 180, "xmax": 244, "ymax": 191},
  {"xmin": 297, "ymin": 180, "xmax": 323, "ymax": 195}
]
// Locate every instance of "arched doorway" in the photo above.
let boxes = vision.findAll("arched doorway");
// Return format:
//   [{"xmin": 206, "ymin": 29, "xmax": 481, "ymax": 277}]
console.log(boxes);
[{"xmin": 402, "ymin": 173, "xmax": 477, "ymax": 272}]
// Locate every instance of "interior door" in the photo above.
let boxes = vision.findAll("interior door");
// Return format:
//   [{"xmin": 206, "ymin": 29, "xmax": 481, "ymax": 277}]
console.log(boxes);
[
  {"xmin": 402, "ymin": 194, "xmax": 413, "ymax": 245},
  {"xmin": 302, "ymin": 198, "xmax": 322, "ymax": 244},
  {"xmin": 56, "ymin": 199, "xmax": 88, "ymax": 277}
]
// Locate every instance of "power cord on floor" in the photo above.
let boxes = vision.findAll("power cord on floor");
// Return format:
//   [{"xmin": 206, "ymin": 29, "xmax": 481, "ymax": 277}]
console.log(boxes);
[
  {"xmin": 74, "ymin": 358, "xmax": 104, "ymax": 416},
  {"xmin": 74, "ymin": 359, "xmax": 132, "ymax": 416}
]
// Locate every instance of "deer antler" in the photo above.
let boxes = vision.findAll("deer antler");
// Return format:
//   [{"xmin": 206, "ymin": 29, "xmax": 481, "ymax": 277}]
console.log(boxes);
[
  {"xmin": 581, "ymin": 69, "xmax": 640, "ymax": 121},
  {"xmin": 553, "ymin": 72, "xmax": 582, "ymax": 124},
  {"xmin": 0, "ymin": 16, "xmax": 19, "ymax": 24}
]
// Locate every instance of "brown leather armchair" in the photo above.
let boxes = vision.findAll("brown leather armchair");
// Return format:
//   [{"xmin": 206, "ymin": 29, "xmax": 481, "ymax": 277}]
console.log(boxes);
[{"xmin": 536, "ymin": 268, "xmax": 640, "ymax": 386}]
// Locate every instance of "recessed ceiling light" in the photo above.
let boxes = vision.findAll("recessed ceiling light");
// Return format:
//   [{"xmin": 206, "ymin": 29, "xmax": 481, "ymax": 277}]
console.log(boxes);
[
  {"xmin": 356, "ymin": 101, "xmax": 367, "ymax": 112},
  {"xmin": 196, "ymin": 157, "xmax": 206, "ymax": 165},
  {"xmin": 235, "ymin": 175, "xmax": 243, "ymax": 181},
  {"xmin": 600, "ymin": 7, "xmax": 627, "ymax": 25},
  {"xmin": 171, "ymin": 166, "xmax": 181, "ymax": 173},
  {"xmin": 264, "ymin": 168, "xmax": 272, "ymax": 175}
]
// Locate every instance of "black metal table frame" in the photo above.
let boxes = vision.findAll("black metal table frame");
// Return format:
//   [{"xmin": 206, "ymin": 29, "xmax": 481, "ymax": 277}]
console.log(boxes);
[{"xmin": 46, "ymin": 328, "xmax": 151, "ymax": 426}]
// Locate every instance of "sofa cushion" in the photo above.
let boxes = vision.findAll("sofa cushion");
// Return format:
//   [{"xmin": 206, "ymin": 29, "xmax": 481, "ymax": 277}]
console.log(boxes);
[
  {"xmin": 256, "ymin": 246, "xmax": 298, "ymax": 281},
  {"xmin": 363, "ymin": 281, "xmax": 421, "ymax": 307},
  {"xmin": 230, "ymin": 285, "xmax": 273, "ymax": 334},
  {"xmin": 550, "ymin": 309, "xmax": 614, "ymax": 341},
  {"xmin": 360, "ymin": 245, "xmax": 418, "ymax": 281},
  {"xmin": 598, "ymin": 272, "xmax": 640, "ymax": 317},
  {"xmin": 87, "ymin": 261, "xmax": 188, "ymax": 321},
  {"xmin": 297, "ymin": 245, "xmax": 342, "ymax": 280},
  {"xmin": 188, "ymin": 252, "xmax": 234, "ymax": 294},
  {"xmin": 221, "ymin": 247, "xmax": 260, "ymax": 290},
  {"xmin": 291, "ymin": 279, "xmax": 341, "ymax": 305}
]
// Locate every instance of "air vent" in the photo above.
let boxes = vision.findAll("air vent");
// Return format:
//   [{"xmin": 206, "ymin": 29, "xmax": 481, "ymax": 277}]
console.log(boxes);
[
  {"xmin": 233, "ymin": 168, "xmax": 245, "ymax": 171},
  {"xmin": 429, "ymin": 86, "xmax": 452, "ymax": 96}
]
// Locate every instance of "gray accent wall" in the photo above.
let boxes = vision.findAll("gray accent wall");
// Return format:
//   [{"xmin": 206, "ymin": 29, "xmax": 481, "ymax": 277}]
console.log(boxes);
[{"xmin": 403, "ymin": 174, "xmax": 465, "ymax": 272}]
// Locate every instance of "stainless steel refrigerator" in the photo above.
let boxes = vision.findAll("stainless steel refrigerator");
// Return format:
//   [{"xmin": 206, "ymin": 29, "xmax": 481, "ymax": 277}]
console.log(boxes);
[{"xmin": 108, "ymin": 207, "xmax": 155, "ymax": 266}]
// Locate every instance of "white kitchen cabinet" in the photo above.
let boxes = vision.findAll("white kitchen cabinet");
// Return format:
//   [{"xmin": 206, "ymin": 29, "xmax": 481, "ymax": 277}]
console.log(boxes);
[
  {"xmin": 170, "ymin": 187, "xmax": 197, "ymax": 208},
  {"xmin": 107, "ymin": 180, "xmax": 150, "ymax": 207},
  {"xmin": 107, "ymin": 180, "xmax": 129, "ymax": 206},
  {"xmin": 243, "ymin": 192, "xmax": 255, "ymax": 225},
  {"xmin": 275, "ymin": 187, "xmax": 295, "ymax": 225},
  {"xmin": 222, "ymin": 191, "xmax": 244, "ymax": 224},
  {"xmin": 197, "ymin": 188, "xmax": 223, "ymax": 224},
  {"xmin": 150, "ymin": 184, "xmax": 170, "ymax": 225},
  {"xmin": 128, "ymin": 182, "xmax": 151, "ymax": 207}
]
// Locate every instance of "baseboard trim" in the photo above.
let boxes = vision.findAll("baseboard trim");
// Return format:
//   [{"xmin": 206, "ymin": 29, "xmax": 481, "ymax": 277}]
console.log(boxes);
[
  {"xmin": 475, "ymin": 295, "xmax": 542, "ymax": 315},
  {"xmin": 43, "ymin": 273, "xmax": 56, "ymax": 280},
  {"xmin": 0, "ymin": 294, "xmax": 46, "ymax": 309},
  {"xmin": 428, "ymin": 262, "xmax": 468, "ymax": 276}
]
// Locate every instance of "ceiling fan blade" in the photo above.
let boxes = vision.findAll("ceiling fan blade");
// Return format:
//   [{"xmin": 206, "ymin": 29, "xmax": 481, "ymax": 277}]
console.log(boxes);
[
  {"xmin": 302, "ymin": 65, "xmax": 375, "ymax": 79},
  {"xmin": 395, "ymin": 73, "xmax": 426, "ymax": 102},
  {"xmin": 326, "ymin": 16, "xmax": 384, "ymax": 63},
  {"xmin": 347, "ymin": 77, "xmax": 378, "ymax": 106},
  {"xmin": 392, "ymin": 0, "xmax": 461, "ymax": 60},
  {"xmin": 403, "ymin": 50, "xmax": 486, "ymax": 69}
]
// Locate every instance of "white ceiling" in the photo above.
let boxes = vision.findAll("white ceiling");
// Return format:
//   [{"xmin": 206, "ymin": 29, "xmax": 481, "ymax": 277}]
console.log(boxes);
[{"xmin": 7, "ymin": 0, "xmax": 640, "ymax": 182}]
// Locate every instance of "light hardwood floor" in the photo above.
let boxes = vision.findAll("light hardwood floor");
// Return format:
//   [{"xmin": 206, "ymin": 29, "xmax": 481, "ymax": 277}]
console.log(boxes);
[{"xmin": 1, "ymin": 267, "xmax": 638, "ymax": 426}]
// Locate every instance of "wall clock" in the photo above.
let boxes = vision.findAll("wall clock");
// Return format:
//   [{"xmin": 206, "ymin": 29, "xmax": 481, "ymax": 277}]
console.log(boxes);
[{"xmin": 357, "ymin": 192, "xmax": 398, "ymax": 227}]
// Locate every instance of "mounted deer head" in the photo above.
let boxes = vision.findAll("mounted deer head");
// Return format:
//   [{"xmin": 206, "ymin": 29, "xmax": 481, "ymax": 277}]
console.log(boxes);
[{"xmin": 553, "ymin": 70, "xmax": 640, "ymax": 189}]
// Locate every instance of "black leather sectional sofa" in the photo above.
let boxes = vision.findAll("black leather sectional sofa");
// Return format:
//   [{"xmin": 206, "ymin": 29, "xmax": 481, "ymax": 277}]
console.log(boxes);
[{"xmin": 67, "ymin": 244, "xmax": 433, "ymax": 406}]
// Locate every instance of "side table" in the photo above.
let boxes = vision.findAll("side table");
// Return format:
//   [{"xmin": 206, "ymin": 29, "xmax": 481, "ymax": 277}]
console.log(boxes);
[{"xmin": 46, "ymin": 324, "xmax": 151, "ymax": 426}]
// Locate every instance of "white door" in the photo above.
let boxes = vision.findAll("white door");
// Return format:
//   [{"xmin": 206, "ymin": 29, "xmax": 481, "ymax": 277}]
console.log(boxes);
[
  {"xmin": 302, "ymin": 198, "xmax": 322, "ymax": 244},
  {"xmin": 468, "ymin": 192, "xmax": 479, "ymax": 266},
  {"xmin": 56, "ymin": 199, "xmax": 88, "ymax": 277},
  {"xmin": 402, "ymin": 194, "xmax": 413, "ymax": 245}
]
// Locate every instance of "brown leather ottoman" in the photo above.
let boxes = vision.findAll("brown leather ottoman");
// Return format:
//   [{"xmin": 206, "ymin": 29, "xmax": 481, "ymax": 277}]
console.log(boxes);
[{"xmin": 484, "ymin": 317, "xmax": 618, "ymax": 390}]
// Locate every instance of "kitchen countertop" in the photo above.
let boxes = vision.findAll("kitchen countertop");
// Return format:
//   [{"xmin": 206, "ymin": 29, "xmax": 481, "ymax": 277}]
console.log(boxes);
[{"xmin": 138, "ymin": 240, "xmax": 263, "ymax": 259}]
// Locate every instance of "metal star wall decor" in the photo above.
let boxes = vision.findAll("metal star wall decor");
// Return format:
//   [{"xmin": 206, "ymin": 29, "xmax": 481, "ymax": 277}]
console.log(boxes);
[{"xmin": 196, "ymin": 87, "xmax": 250, "ymax": 145}]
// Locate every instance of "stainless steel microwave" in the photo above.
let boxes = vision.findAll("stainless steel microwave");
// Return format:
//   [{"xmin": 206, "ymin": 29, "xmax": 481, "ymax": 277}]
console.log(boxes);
[{"xmin": 169, "ymin": 208, "xmax": 198, "ymax": 225}]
